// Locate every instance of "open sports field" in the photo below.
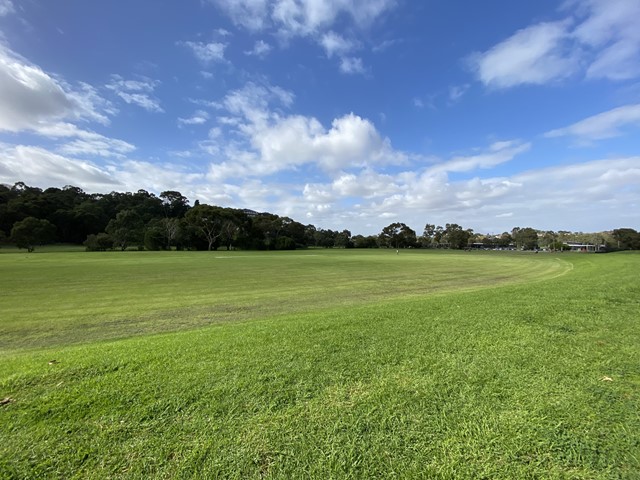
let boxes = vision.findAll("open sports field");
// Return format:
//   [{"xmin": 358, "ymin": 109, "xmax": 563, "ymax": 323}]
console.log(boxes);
[{"xmin": 1, "ymin": 250, "xmax": 639, "ymax": 478}]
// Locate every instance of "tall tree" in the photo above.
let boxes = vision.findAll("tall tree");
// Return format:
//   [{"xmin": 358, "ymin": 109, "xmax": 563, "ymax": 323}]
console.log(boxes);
[
  {"xmin": 421, "ymin": 223, "xmax": 437, "ymax": 247},
  {"xmin": 379, "ymin": 222, "xmax": 417, "ymax": 248},
  {"xmin": 352, "ymin": 234, "xmax": 378, "ymax": 248},
  {"xmin": 444, "ymin": 223, "xmax": 472, "ymax": 249},
  {"xmin": 10, "ymin": 217, "xmax": 56, "ymax": 252},
  {"xmin": 314, "ymin": 228, "xmax": 337, "ymax": 248},
  {"xmin": 160, "ymin": 191, "xmax": 190, "ymax": 218},
  {"xmin": 160, "ymin": 217, "xmax": 181, "ymax": 249},
  {"xmin": 498, "ymin": 232, "xmax": 513, "ymax": 248},
  {"xmin": 334, "ymin": 229, "xmax": 353, "ymax": 248},
  {"xmin": 106, "ymin": 209, "xmax": 144, "ymax": 251},
  {"xmin": 512, "ymin": 227, "xmax": 539, "ymax": 250},
  {"xmin": 185, "ymin": 204, "xmax": 225, "ymax": 251},
  {"xmin": 612, "ymin": 228, "xmax": 640, "ymax": 250}
]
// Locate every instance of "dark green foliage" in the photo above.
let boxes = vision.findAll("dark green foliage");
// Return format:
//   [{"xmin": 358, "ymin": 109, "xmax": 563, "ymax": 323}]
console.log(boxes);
[
  {"xmin": 10, "ymin": 216, "xmax": 56, "ymax": 252},
  {"xmin": 352, "ymin": 234, "xmax": 378, "ymax": 248},
  {"xmin": 314, "ymin": 228, "xmax": 337, "ymax": 247},
  {"xmin": 612, "ymin": 228, "xmax": 640, "ymax": 250},
  {"xmin": 185, "ymin": 204, "xmax": 225, "ymax": 250},
  {"xmin": 444, "ymin": 223, "xmax": 473, "ymax": 249},
  {"xmin": 549, "ymin": 241, "xmax": 570, "ymax": 251},
  {"xmin": 160, "ymin": 190, "xmax": 190, "ymax": 218},
  {"xmin": 512, "ymin": 227, "xmax": 539, "ymax": 250},
  {"xmin": 275, "ymin": 236, "xmax": 295, "ymax": 250},
  {"xmin": 334, "ymin": 229, "xmax": 353, "ymax": 248},
  {"xmin": 419, "ymin": 223, "xmax": 447, "ymax": 247},
  {"xmin": 144, "ymin": 226, "xmax": 166, "ymax": 251},
  {"xmin": 499, "ymin": 231, "xmax": 513, "ymax": 248},
  {"xmin": 106, "ymin": 209, "xmax": 144, "ymax": 251},
  {"xmin": 84, "ymin": 233, "xmax": 114, "ymax": 251},
  {"xmin": 379, "ymin": 222, "xmax": 417, "ymax": 248},
  {"xmin": 0, "ymin": 183, "xmax": 180, "ymax": 245},
  {"xmin": 1, "ymin": 181, "xmax": 638, "ymax": 253}
]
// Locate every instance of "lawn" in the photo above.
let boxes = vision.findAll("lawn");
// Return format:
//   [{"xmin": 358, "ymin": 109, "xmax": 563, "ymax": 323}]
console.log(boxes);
[{"xmin": 1, "ymin": 249, "xmax": 639, "ymax": 478}]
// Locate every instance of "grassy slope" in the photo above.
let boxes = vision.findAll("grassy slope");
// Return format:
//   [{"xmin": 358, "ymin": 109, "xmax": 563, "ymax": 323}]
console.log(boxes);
[
  {"xmin": 0, "ymin": 249, "xmax": 563, "ymax": 351},
  {"xmin": 1, "ymin": 251, "xmax": 639, "ymax": 478}
]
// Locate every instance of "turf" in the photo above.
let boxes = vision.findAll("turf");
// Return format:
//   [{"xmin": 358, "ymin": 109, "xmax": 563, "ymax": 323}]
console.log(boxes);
[
  {"xmin": 1, "ymin": 250, "xmax": 639, "ymax": 478},
  {"xmin": 0, "ymin": 249, "xmax": 564, "ymax": 351}
]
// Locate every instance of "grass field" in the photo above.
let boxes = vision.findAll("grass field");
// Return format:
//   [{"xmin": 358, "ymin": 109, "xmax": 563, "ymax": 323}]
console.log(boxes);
[{"xmin": 1, "ymin": 249, "xmax": 639, "ymax": 478}]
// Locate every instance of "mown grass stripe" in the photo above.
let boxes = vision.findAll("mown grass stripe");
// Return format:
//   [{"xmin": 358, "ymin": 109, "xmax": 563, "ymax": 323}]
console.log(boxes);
[{"xmin": 1, "ymin": 251, "xmax": 638, "ymax": 478}]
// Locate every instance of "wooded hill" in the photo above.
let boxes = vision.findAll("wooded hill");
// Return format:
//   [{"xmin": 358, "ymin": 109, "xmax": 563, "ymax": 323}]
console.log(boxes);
[{"xmin": 1, "ymin": 182, "xmax": 638, "ymax": 252}]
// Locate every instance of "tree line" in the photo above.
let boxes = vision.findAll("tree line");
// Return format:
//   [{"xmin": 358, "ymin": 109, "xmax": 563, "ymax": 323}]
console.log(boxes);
[{"xmin": 1, "ymin": 182, "xmax": 638, "ymax": 252}]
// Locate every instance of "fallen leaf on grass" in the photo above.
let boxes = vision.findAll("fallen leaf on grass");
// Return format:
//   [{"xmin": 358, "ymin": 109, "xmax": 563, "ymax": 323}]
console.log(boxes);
[
  {"xmin": 1, "ymin": 397, "xmax": 14, "ymax": 406},
  {"xmin": 601, "ymin": 376, "xmax": 613, "ymax": 382}
]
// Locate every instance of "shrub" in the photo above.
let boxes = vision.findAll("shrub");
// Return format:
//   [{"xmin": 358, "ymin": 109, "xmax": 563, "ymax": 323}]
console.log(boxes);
[{"xmin": 84, "ymin": 233, "xmax": 113, "ymax": 251}]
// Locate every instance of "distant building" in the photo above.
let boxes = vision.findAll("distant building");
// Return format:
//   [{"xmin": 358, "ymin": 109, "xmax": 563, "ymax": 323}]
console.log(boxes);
[
  {"xmin": 241, "ymin": 209, "xmax": 260, "ymax": 218},
  {"xmin": 565, "ymin": 242, "xmax": 605, "ymax": 252}
]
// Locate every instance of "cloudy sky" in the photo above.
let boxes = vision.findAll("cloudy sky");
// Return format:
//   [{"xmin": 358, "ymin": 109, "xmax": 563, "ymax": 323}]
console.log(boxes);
[{"xmin": 0, "ymin": 0, "xmax": 639, "ymax": 235}]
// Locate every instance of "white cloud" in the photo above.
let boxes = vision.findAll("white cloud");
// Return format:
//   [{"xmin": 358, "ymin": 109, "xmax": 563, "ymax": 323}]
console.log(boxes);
[
  {"xmin": 322, "ymin": 159, "xmax": 512, "ymax": 215},
  {"xmin": 372, "ymin": 38, "xmax": 401, "ymax": 53},
  {"xmin": 545, "ymin": 103, "xmax": 640, "ymax": 141},
  {"xmin": 180, "ymin": 41, "xmax": 227, "ymax": 64},
  {"xmin": 0, "ymin": 143, "xmax": 214, "ymax": 202},
  {"xmin": 331, "ymin": 169, "xmax": 401, "ymax": 198},
  {"xmin": 3, "ymin": 136, "xmax": 637, "ymax": 236},
  {"xmin": 245, "ymin": 40, "xmax": 272, "ymax": 58},
  {"xmin": 427, "ymin": 140, "xmax": 531, "ymax": 175},
  {"xmin": 509, "ymin": 157, "xmax": 640, "ymax": 211},
  {"xmin": 587, "ymin": 40, "xmax": 640, "ymax": 81},
  {"xmin": 269, "ymin": 0, "xmax": 393, "ymax": 37},
  {"xmin": 59, "ymin": 137, "xmax": 135, "ymax": 158},
  {"xmin": 106, "ymin": 160, "xmax": 207, "ymax": 196},
  {"xmin": 0, "ymin": 144, "xmax": 120, "ymax": 190},
  {"xmin": 178, "ymin": 110, "xmax": 210, "ymax": 126},
  {"xmin": 117, "ymin": 92, "xmax": 163, "ymax": 112},
  {"xmin": 339, "ymin": 56, "xmax": 365, "ymax": 75},
  {"xmin": 471, "ymin": 21, "xmax": 577, "ymax": 88},
  {"xmin": 217, "ymin": 82, "xmax": 294, "ymax": 126},
  {"xmin": 290, "ymin": 138, "xmax": 580, "ymax": 231},
  {"xmin": 448, "ymin": 84, "xmax": 470, "ymax": 102},
  {"xmin": 320, "ymin": 31, "xmax": 356, "ymax": 58},
  {"xmin": 206, "ymin": 83, "xmax": 407, "ymax": 180},
  {"xmin": 106, "ymin": 74, "xmax": 163, "ymax": 113},
  {"xmin": 107, "ymin": 77, "xmax": 155, "ymax": 93},
  {"xmin": 572, "ymin": 0, "xmax": 640, "ymax": 80},
  {"xmin": 33, "ymin": 121, "xmax": 136, "ymax": 158},
  {"xmin": 68, "ymin": 83, "xmax": 116, "ymax": 124},
  {"xmin": 207, "ymin": 0, "xmax": 269, "ymax": 31},
  {"xmin": 0, "ymin": 45, "xmax": 132, "ymax": 159},
  {"xmin": 207, "ymin": 0, "xmax": 395, "ymax": 72},
  {"xmin": 471, "ymin": 0, "xmax": 640, "ymax": 88},
  {"xmin": 320, "ymin": 32, "xmax": 365, "ymax": 75},
  {"xmin": 293, "ymin": 153, "xmax": 640, "ymax": 234},
  {"xmin": 0, "ymin": 45, "xmax": 113, "ymax": 132},
  {"xmin": 253, "ymin": 113, "xmax": 403, "ymax": 172},
  {"xmin": 0, "ymin": 0, "xmax": 14, "ymax": 16}
]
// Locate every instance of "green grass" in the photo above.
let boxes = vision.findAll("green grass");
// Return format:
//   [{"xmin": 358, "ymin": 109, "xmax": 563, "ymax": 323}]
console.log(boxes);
[
  {"xmin": 0, "ymin": 249, "xmax": 565, "ymax": 351},
  {"xmin": 1, "ymin": 249, "xmax": 639, "ymax": 478}
]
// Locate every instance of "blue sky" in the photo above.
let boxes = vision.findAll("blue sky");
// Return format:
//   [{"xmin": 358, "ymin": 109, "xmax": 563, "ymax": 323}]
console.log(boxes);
[{"xmin": 0, "ymin": 0, "xmax": 639, "ymax": 235}]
